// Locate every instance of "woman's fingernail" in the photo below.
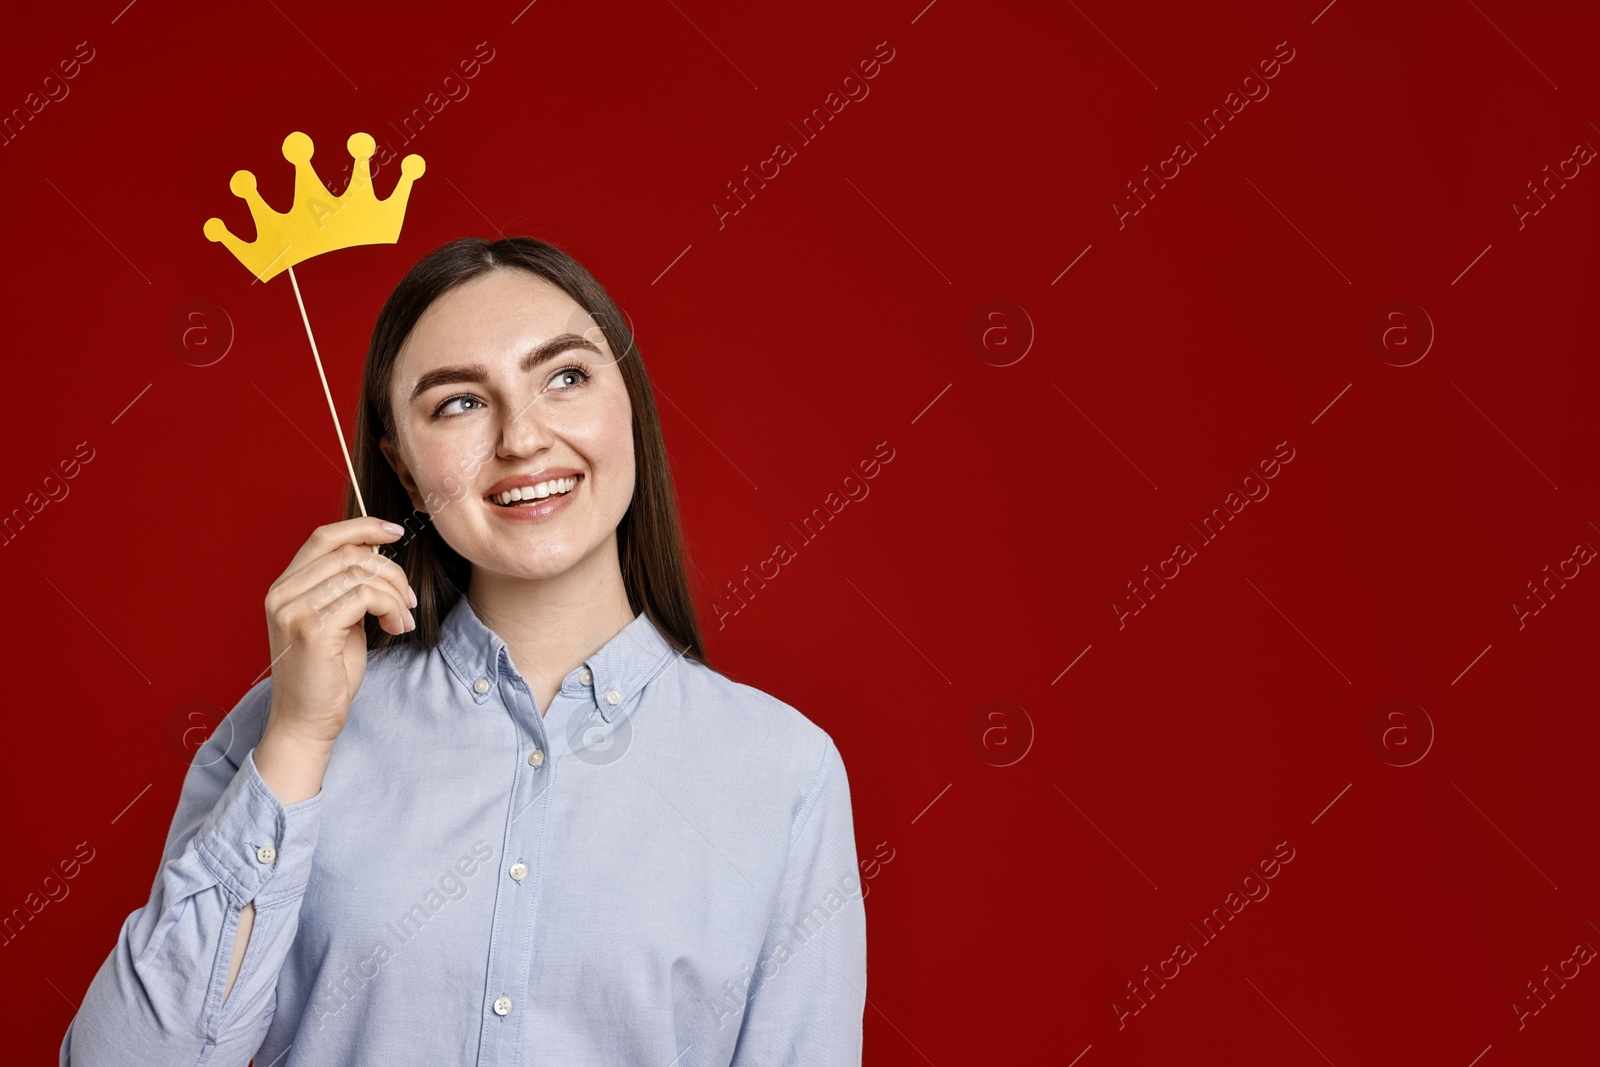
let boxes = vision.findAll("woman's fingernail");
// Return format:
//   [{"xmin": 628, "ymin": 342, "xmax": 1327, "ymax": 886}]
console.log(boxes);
[
  {"xmin": 382, "ymin": 521, "xmax": 406, "ymax": 536},
  {"xmin": 407, "ymin": 586, "xmax": 418, "ymax": 608}
]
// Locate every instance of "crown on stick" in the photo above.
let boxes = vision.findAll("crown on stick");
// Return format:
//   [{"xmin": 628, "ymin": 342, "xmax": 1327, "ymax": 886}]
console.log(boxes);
[{"xmin": 203, "ymin": 131, "xmax": 425, "ymax": 282}]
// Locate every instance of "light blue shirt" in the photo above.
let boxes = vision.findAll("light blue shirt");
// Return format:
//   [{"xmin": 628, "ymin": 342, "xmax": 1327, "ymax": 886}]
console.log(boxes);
[{"xmin": 61, "ymin": 597, "xmax": 867, "ymax": 1065}]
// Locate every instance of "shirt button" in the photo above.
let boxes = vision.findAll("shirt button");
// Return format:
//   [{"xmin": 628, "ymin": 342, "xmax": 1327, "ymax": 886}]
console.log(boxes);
[
  {"xmin": 509, "ymin": 862, "xmax": 528, "ymax": 881},
  {"xmin": 527, "ymin": 749, "xmax": 545, "ymax": 767},
  {"xmin": 604, "ymin": 689, "xmax": 621, "ymax": 705},
  {"xmin": 493, "ymin": 996, "xmax": 513, "ymax": 1016},
  {"xmin": 255, "ymin": 845, "xmax": 276, "ymax": 864},
  {"xmin": 473, "ymin": 677, "xmax": 490, "ymax": 694},
  {"xmin": 579, "ymin": 668, "xmax": 592, "ymax": 685}
]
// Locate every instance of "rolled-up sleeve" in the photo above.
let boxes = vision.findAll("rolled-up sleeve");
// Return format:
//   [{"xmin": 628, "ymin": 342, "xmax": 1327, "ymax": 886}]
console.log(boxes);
[
  {"xmin": 729, "ymin": 735, "xmax": 868, "ymax": 1066},
  {"xmin": 60, "ymin": 679, "xmax": 324, "ymax": 1066}
]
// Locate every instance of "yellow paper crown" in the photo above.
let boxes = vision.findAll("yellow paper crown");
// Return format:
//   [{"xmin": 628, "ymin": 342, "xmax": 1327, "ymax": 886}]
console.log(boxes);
[{"xmin": 203, "ymin": 131, "xmax": 425, "ymax": 282}]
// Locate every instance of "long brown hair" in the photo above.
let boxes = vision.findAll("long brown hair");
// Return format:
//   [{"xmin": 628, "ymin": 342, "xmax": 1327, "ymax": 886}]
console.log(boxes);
[{"xmin": 343, "ymin": 235, "xmax": 708, "ymax": 669}]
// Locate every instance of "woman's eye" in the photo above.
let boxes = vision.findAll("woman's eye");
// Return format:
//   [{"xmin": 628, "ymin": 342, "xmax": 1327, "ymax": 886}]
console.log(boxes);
[
  {"xmin": 550, "ymin": 365, "xmax": 593, "ymax": 391},
  {"xmin": 432, "ymin": 395, "xmax": 483, "ymax": 417}
]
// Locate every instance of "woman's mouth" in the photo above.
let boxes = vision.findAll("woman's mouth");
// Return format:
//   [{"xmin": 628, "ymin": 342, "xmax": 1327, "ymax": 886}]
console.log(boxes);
[{"xmin": 484, "ymin": 474, "xmax": 582, "ymax": 521}]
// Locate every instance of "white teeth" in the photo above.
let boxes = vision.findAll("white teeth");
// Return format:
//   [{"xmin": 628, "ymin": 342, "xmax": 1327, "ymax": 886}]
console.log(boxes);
[{"xmin": 492, "ymin": 476, "xmax": 578, "ymax": 506}]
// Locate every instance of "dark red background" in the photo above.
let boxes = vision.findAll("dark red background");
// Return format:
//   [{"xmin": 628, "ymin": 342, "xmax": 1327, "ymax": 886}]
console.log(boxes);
[{"xmin": 4, "ymin": 1, "xmax": 1598, "ymax": 1063}]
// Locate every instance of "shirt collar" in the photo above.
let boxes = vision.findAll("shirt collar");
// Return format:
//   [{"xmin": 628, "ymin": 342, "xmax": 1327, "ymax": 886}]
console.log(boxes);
[{"xmin": 436, "ymin": 595, "xmax": 683, "ymax": 722}]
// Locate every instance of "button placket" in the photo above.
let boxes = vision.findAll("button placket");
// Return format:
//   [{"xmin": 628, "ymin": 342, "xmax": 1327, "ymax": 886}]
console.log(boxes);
[
  {"xmin": 480, "ymin": 645, "xmax": 557, "ymax": 1054},
  {"xmin": 500, "ymin": 662, "xmax": 549, "ymax": 1038}
]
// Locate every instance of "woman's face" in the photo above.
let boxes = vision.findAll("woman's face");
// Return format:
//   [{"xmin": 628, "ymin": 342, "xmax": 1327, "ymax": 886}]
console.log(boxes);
[{"xmin": 379, "ymin": 268, "xmax": 635, "ymax": 584}]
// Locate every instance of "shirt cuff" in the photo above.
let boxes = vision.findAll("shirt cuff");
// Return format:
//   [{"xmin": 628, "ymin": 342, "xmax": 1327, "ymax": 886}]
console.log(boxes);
[{"xmin": 193, "ymin": 747, "xmax": 323, "ymax": 908}]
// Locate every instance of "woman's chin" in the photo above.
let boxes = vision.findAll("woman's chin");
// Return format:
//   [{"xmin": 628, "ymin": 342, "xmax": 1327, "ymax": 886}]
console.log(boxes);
[{"xmin": 465, "ymin": 546, "xmax": 589, "ymax": 584}]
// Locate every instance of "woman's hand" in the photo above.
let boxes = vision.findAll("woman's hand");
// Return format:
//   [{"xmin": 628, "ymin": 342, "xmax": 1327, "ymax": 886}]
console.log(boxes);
[{"xmin": 262, "ymin": 517, "xmax": 416, "ymax": 748}]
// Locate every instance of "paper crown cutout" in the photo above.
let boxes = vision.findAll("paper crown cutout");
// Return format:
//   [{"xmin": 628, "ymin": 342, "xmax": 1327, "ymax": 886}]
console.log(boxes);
[{"xmin": 204, "ymin": 131, "xmax": 425, "ymax": 282}]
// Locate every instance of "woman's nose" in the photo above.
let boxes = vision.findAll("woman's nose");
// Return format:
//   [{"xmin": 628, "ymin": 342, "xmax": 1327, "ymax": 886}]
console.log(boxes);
[{"xmin": 496, "ymin": 398, "xmax": 551, "ymax": 456}]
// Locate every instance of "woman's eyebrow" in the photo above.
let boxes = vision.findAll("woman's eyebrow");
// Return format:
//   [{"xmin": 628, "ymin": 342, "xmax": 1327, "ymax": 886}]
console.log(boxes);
[{"xmin": 408, "ymin": 333, "xmax": 603, "ymax": 404}]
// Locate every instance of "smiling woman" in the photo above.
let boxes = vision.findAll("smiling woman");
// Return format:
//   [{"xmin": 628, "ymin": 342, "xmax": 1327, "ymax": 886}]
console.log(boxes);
[
  {"xmin": 60, "ymin": 237, "xmax": 868, "ymax": 1067},
  {"xmin": 361, "ymin": 253, "xmax": 664, "ymax": 665}
]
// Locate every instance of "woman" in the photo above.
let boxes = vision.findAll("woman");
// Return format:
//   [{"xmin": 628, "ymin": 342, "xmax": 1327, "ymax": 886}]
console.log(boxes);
[{"xmin": 60, "ymin": 236, "xmax": 867, "ymax": 1065}]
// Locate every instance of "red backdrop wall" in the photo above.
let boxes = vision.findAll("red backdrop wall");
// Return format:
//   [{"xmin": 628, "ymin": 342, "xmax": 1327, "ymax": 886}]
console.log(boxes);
[{"xmin": 3, "ymin": 1, "xmax": 1598, "ymax": 1063}]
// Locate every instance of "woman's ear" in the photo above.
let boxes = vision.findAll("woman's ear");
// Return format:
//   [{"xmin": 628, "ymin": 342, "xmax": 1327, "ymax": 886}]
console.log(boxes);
[{"xmin": 379, "ymin": 434, "xmax": 429, "ymax": 514}]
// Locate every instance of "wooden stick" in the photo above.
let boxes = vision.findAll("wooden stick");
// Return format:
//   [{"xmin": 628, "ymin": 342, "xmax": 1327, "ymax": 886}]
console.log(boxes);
[{"xmin": 287, "ymin": 264, "xmax": 381, "ymax": 555}]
